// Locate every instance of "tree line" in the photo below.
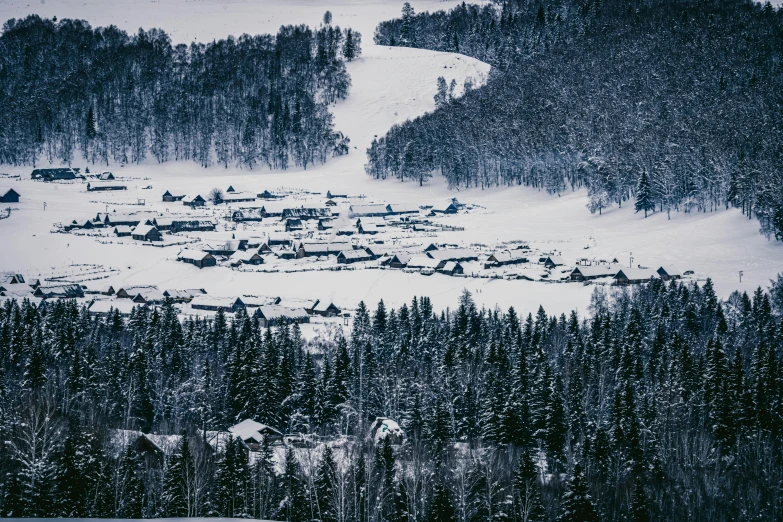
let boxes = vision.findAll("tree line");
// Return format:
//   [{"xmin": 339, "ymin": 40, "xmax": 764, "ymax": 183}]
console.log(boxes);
[
  {"xmin": 1, "ymin": 274, "xmax": 783, "ymax": 520},
  {"xmin": 368, "ymin": 0, "xmax": 783, "ymax": 240},
  {"xmin": 0, "ymin": 12, "xmax": 360, "ymax": 170}
]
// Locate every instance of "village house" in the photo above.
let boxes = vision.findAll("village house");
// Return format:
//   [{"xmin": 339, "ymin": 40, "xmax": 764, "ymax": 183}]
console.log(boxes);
[
  {"xmin": 267, "ymin": 232, "xmax": 293, "ymax": 247},
  {"xmin": 115, "ymin": 286, "xmax": 164, "ymax": 303},
  {"xmin": 406, "ymin": 256, "xmax": 441, "ymax": 271},
  {"xmin": 67, "ymin": 219, "xmax": 98, "ymax": 231},
  {"xmin": 253, "ymin": 305, "xmax": 310, "ymax": 327},
  {"xmin": 177, "ymin": 249, "xmax": 217, "ymax": 268},
  {"xmin": 88, "ymin": 299, "xmax": 139, "ymax": 316},
  {"xmin": 438, "ymin": 261, "xmax": 465, "ymax": 276},
  {"xmin": 327, "ymin": 190, "xmax": 348, "ymax": 198},
  {"xmin": 162, "ymin": 288, "xmax": 207, "ymax": 302},
  {"xmin": 318, "ymin": 218, "xmax": 335, "ymax": 231},
  {"xmin": 98, "ymin": 171, "xmax": 115, "ymax": 180},
  {"xmin": 113, "ymin": 225, "xmax": 133, "ymax": 237},
  {"xmin": 33, "ymin": 284, "xmax": 84, "ymax": 299},
  {"xmin": 203, "ymin": 240, "xmax": 246, "ymax": 256},
  {"xmin": 229, "ymin": 250, "xmax": 264, "ymax": 266},
  {"xmin": 32, "ymin": 167, "xmax": 79, "ymax": 181},
  {"xmin": 325, "ymin": 199, "xmax": 337, "ymax": 207},
  {"xmin": 222, "ymin": 191, "xmax": 257, "ymax": 203},
  {"xmin": 543, "ymin": 256, "xmax": 565, "ymax": 269},
  {"xmin": 383, "ymin": 253, "xmax": 412, "ymax": 269},
  {"xmin": 105, "ymin": 212, "xmax": 156, "ymax": 227},
  {"xmin": 427, "ymin": 248, "xmax": 478, "ymax": 263},
  {"xmin": 281, "ymin": 207, "xmax": 332, "ymax": 220},
  {"xmin": 312, "ymin": 300, "xmax": 341, "ymax": 317},
  {"xmin": 229, "ymin": 419, "xmax": 284, "ymax": 448},
  {"xmin": 296, "ymin": 241, "xmax": 353, "ymax": 258},
  {"xmin": 349, "ymin": 203, "xmax": 389, "ymax": 217},
  {"xmin": 570, "ymin": 266, "xmax": 618, "ymax": 282},
  {"xmin": 162, "ymin": 190, "xmax": 185, "ymax": 202},
  {"xmin": 337, "ymin": 248, "xmax": 373, "ymax": 264},
  {"xmin": 431, "ymin": 200, "xmax": 459, "ymax": 214},
  {"xmin": 657, "ymin": 266, "xmax": 682, "ymax": 281},
  {"xmin": 613, "ymin": 268, "xmax": 660, "ymax": 285},
  {"xmin": 0, "ymin": 187, "xmax": 20, "ymax": 203},
  {"xmin": 191, "ymin": 295, "xmax": 246, "ymax": 313},
  {"xmin": 169, "ymin": 219, "xmax": 216, "ymax": 233},
  {"xmin": 260, "ymin": 202, "xmax": 287, "ymax": 217},
  {"xmin": 132, "ymin": 223, "xmax": 163, "ymax": 242},
  {"xmin": 87, "ymin": 182, "xmax": 127, "ymax": 191},
  {"xmin": 257, "ymin": 190, "xmax": 279, "ymax": 199},
  {"xmin": 285, "ymin": 218, "xmax": 304, "ymax": 232},
  {"xmin": 385, "ymin": 203, "xmax": 419, "ymax": 215},
  {"xmin": 231, "ymin": 208, "xmax": 265, "ymax": 222},
  {"xmin": 485, "ymin": 251, "xmax": 528, "ymax": 268},
  {"xmin": 182, "ymin": 194, "xmax": 206, "ymax": 207}
]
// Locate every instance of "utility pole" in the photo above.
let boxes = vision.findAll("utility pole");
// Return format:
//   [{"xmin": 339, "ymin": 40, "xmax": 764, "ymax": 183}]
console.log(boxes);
[{"xmin": 739, "ymin": 270, "xmax": 743, "ymax": 283}]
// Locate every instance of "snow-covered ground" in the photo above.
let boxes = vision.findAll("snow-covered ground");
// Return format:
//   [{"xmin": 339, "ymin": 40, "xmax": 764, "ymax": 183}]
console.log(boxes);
[{"xmin": 1, "ymin": 0, "xmax": 782, "ymax": 320}]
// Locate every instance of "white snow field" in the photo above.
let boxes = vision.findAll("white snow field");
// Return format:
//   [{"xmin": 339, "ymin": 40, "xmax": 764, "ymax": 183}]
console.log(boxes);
[{"xmin": 1, "ymin": 0, "xmax": 782, "ymax": 320}]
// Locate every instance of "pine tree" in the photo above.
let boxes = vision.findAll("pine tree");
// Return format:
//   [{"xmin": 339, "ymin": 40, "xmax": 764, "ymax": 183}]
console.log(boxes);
[
  {"xmin": 557, "ymin": 463, "xmax": 600, "ymax": 522},
  {"xmin": 635, "ymin": 170, "xmax": 655, "ymax": 218},
  {"xmin": 280, "ymin": 447, "xmax": 308, "ymax": 522},
  {"xmin": 630, "ymin": 476, "xmax": 650, "ymax": 522}
]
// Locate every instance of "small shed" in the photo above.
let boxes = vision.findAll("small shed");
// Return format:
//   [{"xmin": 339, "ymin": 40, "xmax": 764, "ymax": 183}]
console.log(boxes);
[
  {"xmin": 570, "ymin": 266, "xmax": 618, "ymax": 281},
  {"xmin": 98, "ymin": 172, "xmax": 115, "ymax": 180},
  {"xmin": 253, "ymin": 305, "xmax": 310, "ymax": 327},
  {"xmin": 33, "ymin": 284, "xmax": 84, "ymax": 299},
  {"xmin": 485, "ymin": 251, "xmax": 528, "ymax": 268}
]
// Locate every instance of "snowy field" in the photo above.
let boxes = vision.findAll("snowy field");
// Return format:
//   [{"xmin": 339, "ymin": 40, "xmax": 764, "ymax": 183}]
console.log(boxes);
[{"xmin": 1, "ymin": 0, "xmax": 782, "ymax": 320}]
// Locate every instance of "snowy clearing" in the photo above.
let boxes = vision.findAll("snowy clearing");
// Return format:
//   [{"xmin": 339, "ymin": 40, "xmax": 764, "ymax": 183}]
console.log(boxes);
[{"xmin": 1, "ymin": 0, "xmax": 782, "ymax": 321}]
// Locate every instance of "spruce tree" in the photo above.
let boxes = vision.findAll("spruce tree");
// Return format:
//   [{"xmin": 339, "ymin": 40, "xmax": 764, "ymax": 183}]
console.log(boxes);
[
  {"xmin": 557, "ymin": 463, "xmax": 600, "ymax": 522},
  {"xmin": 315, "ymin": 445, "xmax": 337, "ymax": 522},
  {"xmin": 634, "ymin": 170, "xmax": 655, "ymax": 218}
]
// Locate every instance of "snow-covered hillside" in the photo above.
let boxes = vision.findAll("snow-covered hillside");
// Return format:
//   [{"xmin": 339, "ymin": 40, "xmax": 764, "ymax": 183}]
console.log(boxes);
[{"xmin": 0, "ymin": 0, "xmax": 781, "ymax": 319}]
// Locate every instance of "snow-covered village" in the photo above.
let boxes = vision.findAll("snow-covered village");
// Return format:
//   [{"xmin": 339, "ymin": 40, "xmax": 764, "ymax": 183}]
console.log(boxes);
[{"xmin": 1, "ymin": 1, "xmax": 783, "ymax": 521}]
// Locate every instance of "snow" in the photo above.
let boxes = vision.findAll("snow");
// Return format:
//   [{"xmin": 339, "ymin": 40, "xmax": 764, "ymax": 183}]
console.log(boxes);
[
  {"xmin": 229, "ymin": 419, "xmax": 282, "ymax": 442},
  {"xmin": 1, "ymin": 0, "xmax": 782, "ymax": 324}
]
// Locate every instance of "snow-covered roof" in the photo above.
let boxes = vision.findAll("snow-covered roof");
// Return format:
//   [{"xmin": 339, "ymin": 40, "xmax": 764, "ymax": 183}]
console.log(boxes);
[
  {"xmin": 229, "ymin": 419, "xmax": 282, "ymax": 443},
  {"xmin": 132, "ymin": 223, "xmax": 158, "ymax": 236},
  {"xmin": 349, "ymin": 203, "xmax": 389, "ymax": 216},
  {"xmin": 488, "ymin": 251, "xmax": 528, "ymax": 263},
  {"xmin": 113, "ymin": 225, "xmax": 133, "ymax": 234},
  {"xmin": 614, "ymin": 268, "xmax": 660, "ymax": 280},
  {"xmin": 407, "ymin": 256, "xmax": 441, "ymax": 269},
  {"xmin": 178, "ymin": 249, "xmax": 213, "ymax": 261},
  {"xmin": 338, "ymin": 248, "xmax": 372, "ymax": 260},
  {"xmin": 88, "ymin": 299, "xmax": 139, "ymax": 315},
  {"xmin": 255, "ymin": 305, "xmax": 309, "ymax": 321},
  {"xmin": 440, "ymin": 261, "xmax": 462, "ymax": 272},
  {"xmin": 386, "ymin": 203, "xmax": 419, "ymax": 214},
  {"xmin": 572, "ymin": 266, "xmax": 618, "ymax": 278},
  {"xmin": 230, "ymin": 250, "xmax": 263, "ymax": 262},
  {"xmin": 191, "ymin": 295, "xmax": 244, "ymax": 309},
  {"xmin": 370, "ymin": 417, "xmax": 404, "ymax": 443},
  {"xmin": 300, "ymin": 242, "xmax": 352, "ymax": 255},
  {"xmin": 427, "ymin": 248, "xmax": 478, "ymax": 261}
]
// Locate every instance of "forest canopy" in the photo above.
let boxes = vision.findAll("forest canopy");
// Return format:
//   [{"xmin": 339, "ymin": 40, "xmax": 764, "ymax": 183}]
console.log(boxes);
[
  {"xmin": 368, "ymin": 0, "xmax": 783, "ymax": 240},
  {"xmin": 0, "ymin": 15, "xmax": 360, "ymax": 170}
]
